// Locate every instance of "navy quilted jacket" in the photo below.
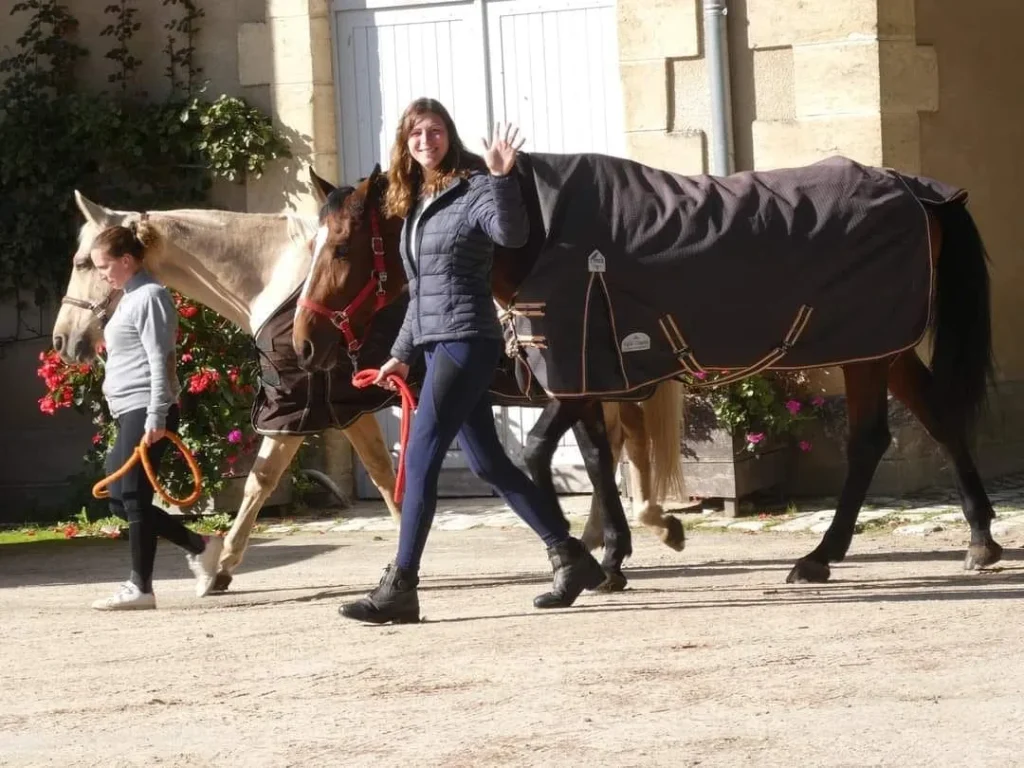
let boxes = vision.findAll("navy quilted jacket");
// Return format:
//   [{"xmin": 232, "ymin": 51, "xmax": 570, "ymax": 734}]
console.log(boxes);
[{"xmin": 390, "ymin": 172, "xmax": 528, "ymax": 363}]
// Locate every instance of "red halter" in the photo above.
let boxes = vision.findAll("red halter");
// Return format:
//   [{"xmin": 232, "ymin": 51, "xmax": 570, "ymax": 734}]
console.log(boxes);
[{"xmin": 297, "ymin": 208, "xmax": 389, "ymax": 365}]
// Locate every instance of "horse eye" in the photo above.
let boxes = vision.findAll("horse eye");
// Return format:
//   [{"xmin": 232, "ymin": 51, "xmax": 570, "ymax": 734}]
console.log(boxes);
[{"xmin": 333, "ymin": 245, "xmax": 348, "ymax": 260}]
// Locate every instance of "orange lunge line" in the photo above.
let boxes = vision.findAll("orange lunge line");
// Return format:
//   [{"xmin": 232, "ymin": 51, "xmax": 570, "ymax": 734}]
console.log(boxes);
[
  {"xmin": 92, "ymin": 432, "xmax": 203, "ymax": 507},
  {"xmin": 351, "ymin": 369, "xmax": 417, "ymax": 505}
]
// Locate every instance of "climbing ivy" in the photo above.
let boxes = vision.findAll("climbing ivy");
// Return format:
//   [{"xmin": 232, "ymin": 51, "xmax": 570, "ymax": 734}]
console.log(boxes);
[{"xmin": 0, "ymin": 0, "xmax": 290, "ymax": 320}]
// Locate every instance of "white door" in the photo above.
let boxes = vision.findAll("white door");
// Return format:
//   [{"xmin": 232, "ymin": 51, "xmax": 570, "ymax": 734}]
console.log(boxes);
[
  {"xmin": 484, "ymin": 0, "xmax": 624, "ymax": 487},
  {"xmin": 331, "ymin": 0, "xmax": 623, "ymax": 497}
]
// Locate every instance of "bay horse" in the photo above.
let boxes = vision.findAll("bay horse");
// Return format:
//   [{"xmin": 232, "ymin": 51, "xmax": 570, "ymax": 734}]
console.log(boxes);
[
  {"xmin": 292, "ymin": 156, "xmax": 1003, "ymax": 584},
  {"xmin": 52, "ymin": 191, "xmax": 685, "ymax": 592}
]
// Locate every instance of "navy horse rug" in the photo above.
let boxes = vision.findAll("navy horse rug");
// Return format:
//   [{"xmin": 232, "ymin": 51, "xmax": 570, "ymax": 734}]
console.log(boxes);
[
  {"xmin": 250, "ymin": 294, "xmax": 416, "ymax": 436},
  {"xmin": 501, "ymin": 153, "xmax": 966, "ymax": 398}
]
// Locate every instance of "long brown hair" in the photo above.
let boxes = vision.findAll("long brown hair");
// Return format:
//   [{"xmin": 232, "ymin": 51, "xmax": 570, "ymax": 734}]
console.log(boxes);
[{"xmin": 383, "ymin": 98, "xmax": 485, "ymax": 218}]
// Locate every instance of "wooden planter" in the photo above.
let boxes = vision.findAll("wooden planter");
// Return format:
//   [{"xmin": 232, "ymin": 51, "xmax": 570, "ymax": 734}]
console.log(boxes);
[{"xmin": 681, "ymin": 427, "xmax": 793, "ymax": 516}]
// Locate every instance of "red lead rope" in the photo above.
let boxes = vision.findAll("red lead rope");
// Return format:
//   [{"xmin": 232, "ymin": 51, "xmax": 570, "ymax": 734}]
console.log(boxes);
[{"xmin": 351, "ymin": 369, "xmax": 417, "ymax": 505}]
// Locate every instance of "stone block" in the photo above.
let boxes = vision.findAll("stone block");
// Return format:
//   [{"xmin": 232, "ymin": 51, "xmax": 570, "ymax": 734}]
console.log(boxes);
[
  {"xmin": 238, "ymin": 0, "xmax": 267, "ymax": 23},
  {"xmin": 270, "ymin": 15, "xmax": 315, "ymax": 86},
  {"xmin": 625, "ymin": 130, "xmax": 706, "ymax": 175},
  {"xmin": 880, "ymin": 43, "xmax": 939, "ymax": 114},
  {"xmin": 313, "ymin": 84, "xmax": 339, "ymax": 153},
  {"xmin": 793, "ymin": 41, "xmax": 880, "ymax": 119},
  {"xmin": 310, "ymin": 14, "xmax": 335, "ymax": 85},
  {"xmin": 620, "ymin": 60, "xmax": 669, "ymax": 132},
  {"xmin": 749, "ymin": 0, "xmax": 914, "ymax": 49},
  {"xmin": 242, "ymin": 84, "xmax": 274, "ymax": 117},
  {"xmin": 752, "ymin": 48, "xmax": 796, "ymax": 122},
  {"xmin": 670, "ymin": 58, "xmax": 710, "ymax": 133},
  {"xmin": 272, "ymin": 82, "xmax": 317, "ymax": 140},
  {"xmin": 238, "ymin": 22, "xmax": 272, "ymax": 87},
  {"xmin": 881, "ymin": 113, "xmax": 922, "ymax": 173},
  {"xmin": 752, "ymin": 116, "xmax": 883, "ymax": 170},
  {"xmin": 266, "ymin": 0, "xmax": 312, "ymax": 20},
  {"xmin": 618, "ymin": 0, "xmax": 699, "ymax": 60}
]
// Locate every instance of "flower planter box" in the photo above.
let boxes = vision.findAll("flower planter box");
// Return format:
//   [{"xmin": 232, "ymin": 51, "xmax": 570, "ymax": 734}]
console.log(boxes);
[{"xmin": 681, "ymin": 427, "xmax": 793, "ymax": 516}]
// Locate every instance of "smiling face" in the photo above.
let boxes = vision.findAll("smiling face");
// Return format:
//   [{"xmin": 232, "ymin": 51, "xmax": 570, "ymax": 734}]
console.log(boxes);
[{"xmin": 406, "ymin": 112, "xmax": 450, "ymax": 172}]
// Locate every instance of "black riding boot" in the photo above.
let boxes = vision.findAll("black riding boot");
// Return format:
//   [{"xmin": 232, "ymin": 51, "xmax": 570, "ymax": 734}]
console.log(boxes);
[
  {"xmin": 339, "ymin": 564, "xmax": 420, "ymax": 624},
  {"xmin": 534, "ymin": 537, "xmax": 606, "ymax": 609}
]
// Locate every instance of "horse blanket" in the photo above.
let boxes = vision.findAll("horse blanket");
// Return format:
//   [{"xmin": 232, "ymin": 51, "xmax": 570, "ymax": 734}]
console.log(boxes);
[
  {"xmin": 501, "ymin": 153, "xmax": 967, "ymax": 398},
  {"xmin": 250, "ymin": 292, "xmax": 533, "ymax": 436},
  {"xmin": 251, "ymin": 293, "xmax": 421, "ymax": 436}
]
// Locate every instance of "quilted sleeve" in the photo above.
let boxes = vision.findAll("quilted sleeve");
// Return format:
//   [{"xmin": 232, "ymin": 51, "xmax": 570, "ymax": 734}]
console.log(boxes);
[{"xmin": 468, "ymin": 174, "xmax": 529, "ymax": 248}]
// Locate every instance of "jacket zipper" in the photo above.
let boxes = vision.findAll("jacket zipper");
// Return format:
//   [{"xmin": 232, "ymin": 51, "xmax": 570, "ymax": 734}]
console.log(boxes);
[{"xmin": 410, "ymin": 180, "xmax": 463, "ymax": 343}]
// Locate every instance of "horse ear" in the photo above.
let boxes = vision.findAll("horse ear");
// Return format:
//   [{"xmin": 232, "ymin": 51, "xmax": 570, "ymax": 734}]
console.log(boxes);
[
  {"xmin": 367, "ymin": 163, "xmax": 385, "ymax": 201},
  {"xmin": 74, "ymin": 191, "xmax": 114, "ymax": 226},
  {"xmin": 309, "ymin": 167, "xmax": 337, "ymax": 206}
]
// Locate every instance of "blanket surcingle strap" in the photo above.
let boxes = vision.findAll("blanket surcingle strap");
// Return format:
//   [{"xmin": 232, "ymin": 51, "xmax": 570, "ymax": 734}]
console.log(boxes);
[{"xmin": 499, "ymin": 152, "xmax": 968, "ymax": 398}]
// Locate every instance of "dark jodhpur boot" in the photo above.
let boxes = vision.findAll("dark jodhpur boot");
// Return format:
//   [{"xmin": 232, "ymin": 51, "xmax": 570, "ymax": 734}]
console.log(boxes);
[
  {"xmin": 534, "ymin": 537, "xmax": 606, "ymax": 609},
  {"xmin": 339, "ymin": 563, "xmax": 420, "ymax": 624}
]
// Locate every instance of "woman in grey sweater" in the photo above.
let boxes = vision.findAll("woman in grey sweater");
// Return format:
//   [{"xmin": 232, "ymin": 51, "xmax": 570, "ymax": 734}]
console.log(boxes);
[{"xmin": 88, "ymin": 225, "xmax": 222, "ymax": 610}]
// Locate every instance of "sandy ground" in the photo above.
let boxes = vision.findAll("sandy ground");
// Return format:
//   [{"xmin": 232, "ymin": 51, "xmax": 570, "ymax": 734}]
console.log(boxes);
[{"xmin": 2, "ymin": 522, "xmax": 1024, "ymax": 768}]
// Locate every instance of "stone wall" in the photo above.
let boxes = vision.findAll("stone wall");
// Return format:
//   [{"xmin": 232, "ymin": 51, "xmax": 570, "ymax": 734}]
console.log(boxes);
[{"xmin": 615, "ymin": 0, "xmax": 1024, "ymax": 496}]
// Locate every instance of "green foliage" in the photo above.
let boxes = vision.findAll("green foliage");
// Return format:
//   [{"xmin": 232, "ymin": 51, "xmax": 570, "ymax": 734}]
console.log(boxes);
[
  {"xmin": 190, "ymin": 94, "xmax": 292, "ymax": 182},
  {"xmin": 36, "ymin": 292, "xmax": 262, "ymax": 507},
  {"xmin": 0, "ymin": 0, "xmax": 290, "ymax": 307},
  {"xmin": 685, "ymin": 371, "xmax": 828, "ymax": 454},
  {"xmin": 7, "ymin": 0, "xmax": 294, "ymax": 513}
]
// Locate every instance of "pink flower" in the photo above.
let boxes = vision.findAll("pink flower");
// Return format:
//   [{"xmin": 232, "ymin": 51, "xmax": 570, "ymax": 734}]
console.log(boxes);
[
  {"xmin": 694, "ymin": 370, "xmax": 707, "ymax": 381},
  {"xmin": 181, "ymin": 353, "xmax": 193, "ymax": 363},
  {"xmin": 227, "ymin": 429, "xmax": 243, "ymax": 444},
  {"xmin": 785, "ymin": 399, "xmax": 802, "ymax": 416},
  {"xmin": 812, "ymin": 395, "xmax": 825, "ymax": 407},
  {"xmin": 746, "ymin": 432, "xmax": 766, "ymax": 445},
  {"xmin": 799, "ymin": 440, "xmax": 813, "ymax": 452}
]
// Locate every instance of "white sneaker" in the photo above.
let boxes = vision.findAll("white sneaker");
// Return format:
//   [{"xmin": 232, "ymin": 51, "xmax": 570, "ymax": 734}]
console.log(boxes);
[
  {"xmin": 187, "ymin": 536, "xmax": 224, "ymax": 598},
  {"xmin": 92, "ymin": 581, "xmax": 156, "ymax": 611}
]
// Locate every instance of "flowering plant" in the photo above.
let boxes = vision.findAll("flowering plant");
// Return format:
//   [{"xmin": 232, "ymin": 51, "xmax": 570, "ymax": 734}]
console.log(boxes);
[
  {"xmin": 683, "ymin": 370, "xmax": 828, "ymax": 454},
  {"xmin": 37, "ymin": 291, "xmax": 260, "ymax": 504}
]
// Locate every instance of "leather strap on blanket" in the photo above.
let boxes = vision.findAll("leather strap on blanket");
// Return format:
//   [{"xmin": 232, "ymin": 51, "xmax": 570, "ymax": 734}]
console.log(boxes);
[{"xmin": 659, "ymin": 305, "xmax": 814, "ymax": 388}]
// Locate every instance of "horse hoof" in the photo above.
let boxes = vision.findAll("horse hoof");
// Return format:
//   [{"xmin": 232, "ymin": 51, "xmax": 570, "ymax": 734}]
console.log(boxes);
[
  {"xmin": 211, "ymin": 572, "xmax": 233, "ymax": 592},
  {"xmin": 659, "ymin": 515, "xmax": 686, "ymax": 552},
  {"xmin": 786, "ymin": 558, "xmax": 830, "ymax": 584},
  {"xmin": 595, "ymin": 569, "xmax": 628, "ymax": 593},
  {"xmin": 964, "ymin": 541, "xmax": 1003, "ymax": 571}
]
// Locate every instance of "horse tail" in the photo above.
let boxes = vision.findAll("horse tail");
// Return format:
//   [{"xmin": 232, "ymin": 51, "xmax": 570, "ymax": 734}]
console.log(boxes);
[
  {"xmin": 930, "ymin": 202, "xmax": 995, "ymax": 437},
  {"xmin": 642, "ymin": 379, "xmax": 685, "ymax": 502}
]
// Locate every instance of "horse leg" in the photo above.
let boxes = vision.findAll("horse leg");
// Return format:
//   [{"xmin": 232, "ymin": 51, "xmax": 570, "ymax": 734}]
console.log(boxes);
[
  {"xmin": 214, "ymin": 434, "xmax": 304, "ymax": 591},
  {"xmin": 887, "ymin": 350, "xmax": 1002, "ymax": 570},
  {"xmin": 342, "ymin": 412, "xmax": 400, "ymax": 525},
  {"xmin": 571, "ymin": 400, "xmax": 634, "ymax": 591},
  {"xmin": 523, "ymin": 401, "xmax": 578, "ymax": 535},
  {"xmin": 577, "ymin": 402, "xmax": 624, "ymax": 552},
  {"xmin": 787, "ymin": 360, "xmax": 892, "ymax": 584},
  {"xmin": 619, "ymin": 398, "xmax": 686, "ymax": 551}
]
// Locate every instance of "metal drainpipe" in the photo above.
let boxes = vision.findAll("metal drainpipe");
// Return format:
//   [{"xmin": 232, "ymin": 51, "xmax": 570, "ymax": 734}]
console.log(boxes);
[{"xmin": 703, "ymin": 0, "xmax": 735, "ymax": 175}]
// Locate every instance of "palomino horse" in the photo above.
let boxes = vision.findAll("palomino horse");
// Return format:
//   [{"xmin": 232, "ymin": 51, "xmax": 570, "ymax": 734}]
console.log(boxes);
[
  {"xmin": 293, "ymin": 155, "xmax": 1003, "ymax": 583},
  {"xmin": 51, "ymin": 191, "xmax": 686, "ymax": 591},
  {"xmin": 51, "ymin": 193, "xmax": 402, "ymax": 590}
]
